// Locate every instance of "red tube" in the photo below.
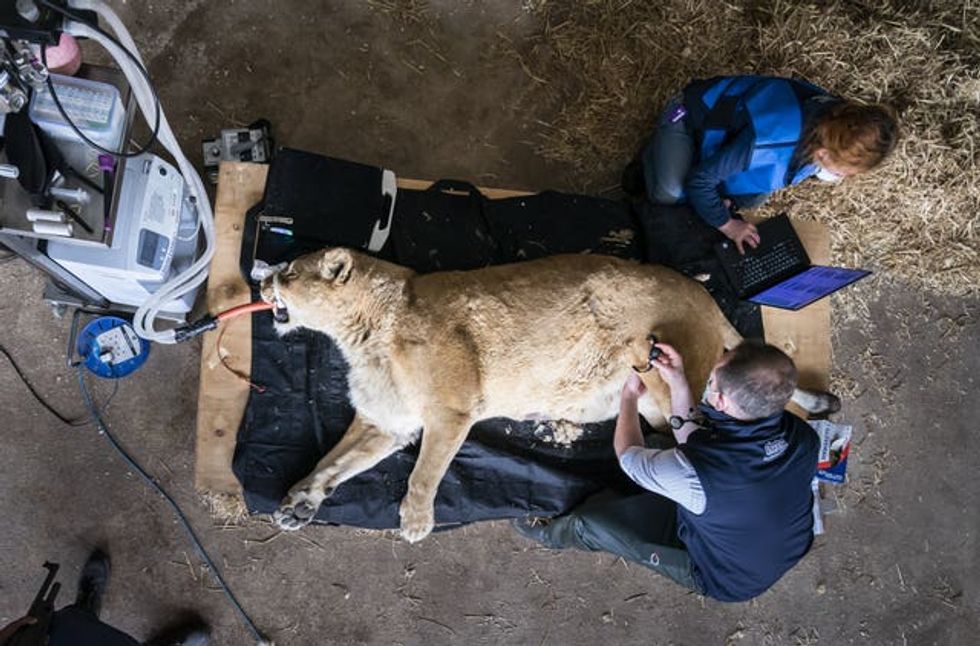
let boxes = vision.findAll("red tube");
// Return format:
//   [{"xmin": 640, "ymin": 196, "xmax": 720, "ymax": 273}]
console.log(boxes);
[{"xmin": 216, "ymin": 301, "xmax": 274, "ymax": 321}]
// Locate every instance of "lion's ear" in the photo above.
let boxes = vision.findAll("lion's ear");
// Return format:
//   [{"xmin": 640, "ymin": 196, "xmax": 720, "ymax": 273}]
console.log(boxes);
[{"xmin": 319, "ymin": 248, "xmax": 353, "ymax": 284}]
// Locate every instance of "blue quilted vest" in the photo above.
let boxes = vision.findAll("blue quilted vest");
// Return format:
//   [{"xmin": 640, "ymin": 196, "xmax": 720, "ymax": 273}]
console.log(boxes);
[
  {"xmin": 676, "ymin": 404, "xmax": 820, "ymax": 602},
  {"xmin": 683, "ymin": 76, "xmax": 825, "ymax": 195}
]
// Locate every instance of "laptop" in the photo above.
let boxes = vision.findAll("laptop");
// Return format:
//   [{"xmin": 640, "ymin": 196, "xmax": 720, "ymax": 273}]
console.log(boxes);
[{"xmin": 714, "ymin": 214, "xmax": 870, "ymax": 311}]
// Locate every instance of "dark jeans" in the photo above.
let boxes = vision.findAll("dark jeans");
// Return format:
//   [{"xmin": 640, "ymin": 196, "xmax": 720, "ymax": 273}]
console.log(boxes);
[
  {"xmin": 534, "ymin": 489, "xmax": 704, "ymax": 594},
  {"xmin": 641, "ymin": 95, "xmax": 695, "ymax": 205},
  {"xmin": 640, "ymin": 95, "xmax": 768, "ymax": 210},
  {"xmin": 47, "ymin": 605, "xmax": 140, "ymax": 646}
]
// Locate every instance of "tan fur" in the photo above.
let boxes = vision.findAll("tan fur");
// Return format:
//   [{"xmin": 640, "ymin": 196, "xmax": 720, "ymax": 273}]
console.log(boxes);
[{"xmin": 262, "ymin": 248, "xmax": 742, "ymax": 541}]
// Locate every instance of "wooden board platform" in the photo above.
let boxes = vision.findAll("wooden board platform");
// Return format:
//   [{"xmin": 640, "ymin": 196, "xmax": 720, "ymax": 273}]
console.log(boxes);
[
  {"xmin": 760, "ymin": 220, "xmax": 831, "ymax": 392},
  {"xmin": 195, "ymin": 163, "xmax": 268, "ymax": 494},
  {"xmin": 195, "ymin": 162, "xmax": 831, "ymax": 494}
]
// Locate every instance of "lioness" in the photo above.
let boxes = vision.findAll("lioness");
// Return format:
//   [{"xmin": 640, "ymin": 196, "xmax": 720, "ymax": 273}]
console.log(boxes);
[{"xmin": 261, "ymin": 248, "xmax": 826, "ymax": 542}]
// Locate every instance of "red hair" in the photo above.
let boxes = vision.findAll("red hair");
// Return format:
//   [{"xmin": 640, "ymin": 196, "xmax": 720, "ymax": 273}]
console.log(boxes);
[{"xmin": 805, "ymin": 102, "xmax": 899, "ymax": 171}]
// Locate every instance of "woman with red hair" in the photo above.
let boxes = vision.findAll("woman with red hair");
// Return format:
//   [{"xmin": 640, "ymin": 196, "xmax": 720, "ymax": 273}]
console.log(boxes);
[{"xmin": 626, "ymin": 76, "xmax": 899, "ymax": 254}]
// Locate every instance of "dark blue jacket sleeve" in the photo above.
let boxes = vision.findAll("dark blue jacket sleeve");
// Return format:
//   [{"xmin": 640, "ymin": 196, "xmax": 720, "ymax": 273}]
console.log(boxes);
[{"xmin": 684, "ymin": 127, "xmax": 755, "ymax": 228}]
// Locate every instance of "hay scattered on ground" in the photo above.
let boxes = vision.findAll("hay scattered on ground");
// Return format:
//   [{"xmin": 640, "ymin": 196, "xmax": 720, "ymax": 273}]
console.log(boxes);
[
  {"xmin": 201, "ymin": 491, "xmax": 250, "ymax": 525},
  {"xmin": 508, "ymin": 0, "xmax": 980, "ymax": 296}
]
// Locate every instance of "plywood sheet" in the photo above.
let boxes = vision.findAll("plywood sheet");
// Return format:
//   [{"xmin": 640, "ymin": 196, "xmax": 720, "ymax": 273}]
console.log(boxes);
[
  {"xmin": 195, "ymin": 163, "xmax": 268, "ymax": 493},
  {"xmin": 760, "ymin": 219, "xmax": 831, "ymax": 393}
]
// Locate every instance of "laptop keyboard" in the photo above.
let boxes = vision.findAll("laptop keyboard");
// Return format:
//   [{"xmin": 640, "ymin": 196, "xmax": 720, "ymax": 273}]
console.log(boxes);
[{"xmin": 740, "ymin": 240, "xmax": 805, "ymax": 291}]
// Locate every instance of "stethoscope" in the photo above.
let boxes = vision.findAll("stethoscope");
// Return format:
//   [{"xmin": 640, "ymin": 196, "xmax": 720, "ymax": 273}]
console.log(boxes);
[{"xmin": 631, "ymin": 333, "xmax": 716, "ymax": 432}]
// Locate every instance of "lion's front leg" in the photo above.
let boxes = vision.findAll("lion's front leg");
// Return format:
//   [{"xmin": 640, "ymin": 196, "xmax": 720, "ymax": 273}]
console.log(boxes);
[
  {"xmin": 399, "ymin": 410, "xmax": 472, "ymax": 543},
  {"xmin": 274, "ymin": 414, "xmax": 404, "ymax": 531}
]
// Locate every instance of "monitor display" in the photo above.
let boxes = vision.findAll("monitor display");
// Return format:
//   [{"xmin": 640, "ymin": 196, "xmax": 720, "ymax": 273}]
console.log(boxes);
[{"xmin": 749, "ymin": 265, "xmax": 871, "ymax": 310}]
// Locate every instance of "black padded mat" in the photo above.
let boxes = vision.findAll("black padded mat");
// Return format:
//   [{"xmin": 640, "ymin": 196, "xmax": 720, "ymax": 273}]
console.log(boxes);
[
  {"xmin": 237, "ymin": 313, "xmax": 641, "ymax": 529},
  {"xmin": 232, "ymin": 149, "xmax": 761, "ymax": 529}
]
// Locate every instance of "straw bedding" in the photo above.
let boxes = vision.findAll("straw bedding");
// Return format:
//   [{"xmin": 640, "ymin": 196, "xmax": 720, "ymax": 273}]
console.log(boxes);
[{"xmin": 505, "ymin": 0, "xmax": 979, "ymax": 296}]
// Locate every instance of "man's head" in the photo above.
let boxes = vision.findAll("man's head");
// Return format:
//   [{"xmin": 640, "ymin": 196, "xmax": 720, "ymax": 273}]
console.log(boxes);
[{"xmin": 703, "ymin": 341, "xmax": 798, "ymax": 420}]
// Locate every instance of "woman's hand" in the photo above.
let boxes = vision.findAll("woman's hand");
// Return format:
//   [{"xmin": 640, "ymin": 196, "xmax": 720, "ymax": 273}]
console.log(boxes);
[{"xmin": 718, "ymin": 218, "xmax": 760, "ymax": 255}]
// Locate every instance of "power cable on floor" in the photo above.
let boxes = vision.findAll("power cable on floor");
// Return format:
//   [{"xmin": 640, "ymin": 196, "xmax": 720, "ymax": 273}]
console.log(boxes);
[
  {"xmin": 0, "ymin": 344, "xmax": 90, "ymax": 426},
  {"xmin": 1, "ymin": 342, "xmax": 270, "ymax": 644},
  {"xmin": 0, "ymin": 344, "xmax": 119, "ymax": 425},
  {"xmin": 76, "ymin": 368, "xmax": 271, "ymax": 645}
]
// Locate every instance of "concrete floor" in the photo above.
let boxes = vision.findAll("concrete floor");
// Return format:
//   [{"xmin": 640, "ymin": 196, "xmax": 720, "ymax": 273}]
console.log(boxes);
[{"xmin": 1, "ymin": 2, "xmax": 979, "ymax": 645}]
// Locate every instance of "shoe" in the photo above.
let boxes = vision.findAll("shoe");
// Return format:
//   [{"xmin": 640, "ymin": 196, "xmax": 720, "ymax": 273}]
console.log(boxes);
[
  {"xmin": 510, "ymin": 516, "xmax": 556, "ymax": 546},
  {"xmin": 75, "ymin": 549, "xmax": 111, "ymax": 618},
  {"xmin": 146, "ymin": 619, "xmax": 211, "ymax": 646},
  {"xmin": 172, "ymin": 627, "xmax": 210, "ymax": 646},
  {"xmin": 620, "ymin": 158, "xmax": 647, "ymax": 198}
]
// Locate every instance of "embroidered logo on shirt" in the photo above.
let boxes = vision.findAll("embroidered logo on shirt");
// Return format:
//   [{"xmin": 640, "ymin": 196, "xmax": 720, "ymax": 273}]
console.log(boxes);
[{"xmin": 763, "ymin": 438, "xmax": 789, "ymax": 462}]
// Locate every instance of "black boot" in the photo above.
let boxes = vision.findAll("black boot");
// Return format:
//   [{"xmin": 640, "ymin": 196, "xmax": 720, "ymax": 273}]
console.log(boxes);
[{"xmin": 75, "ymin": 549, "xmax": 111, "ymax": 618}]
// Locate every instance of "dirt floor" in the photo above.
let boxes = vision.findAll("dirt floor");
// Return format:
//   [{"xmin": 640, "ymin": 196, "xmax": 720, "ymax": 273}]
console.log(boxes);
[{"xmin": 1, "ymin": 1, "xmax": 978, "ymax": 645}]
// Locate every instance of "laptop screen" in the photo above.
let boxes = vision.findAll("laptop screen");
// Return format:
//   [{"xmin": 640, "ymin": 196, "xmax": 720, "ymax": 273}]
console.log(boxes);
[{"xmin": 749, "ymin": 265, "xmax": 871, "ymax": 310}]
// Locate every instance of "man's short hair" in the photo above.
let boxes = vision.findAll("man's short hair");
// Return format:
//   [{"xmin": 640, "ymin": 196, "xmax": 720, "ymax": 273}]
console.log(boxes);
[{"xmin": 715, "ymin": 341, "xmax": 798, "ymax": 419}]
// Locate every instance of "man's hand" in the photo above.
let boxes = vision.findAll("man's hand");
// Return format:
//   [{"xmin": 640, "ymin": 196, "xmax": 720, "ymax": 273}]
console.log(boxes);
[
  {"xmin": 0, "ymin": 616, "xmax": 37, "ymax": 644},
  {"xmin": 614, "ymin": 373, "xmax": 646, "ymax": 458},
  {"xmin": 651, "ymin": 343, "xmax": 687, "ymax": 388},
  {"xmin": 718, "ymin": 218, "xmax": 760, "ymax": 255},
  {"xmin": 621, "ymin": 372, "xmax": 647, "ymax": 399},
  {"xmin": 651, "ymin": 343, "xmax": 700, "ymax": 444}
]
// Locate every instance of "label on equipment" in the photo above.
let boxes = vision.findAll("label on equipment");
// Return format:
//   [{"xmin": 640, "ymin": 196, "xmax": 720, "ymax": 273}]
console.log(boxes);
[
  {"xmin": 94, "ymin": 325, "xmax": 141, "ymax": 365},
  {"xmin": 813, "ymin": 420, "xmax": 852, "ymax": 484}
]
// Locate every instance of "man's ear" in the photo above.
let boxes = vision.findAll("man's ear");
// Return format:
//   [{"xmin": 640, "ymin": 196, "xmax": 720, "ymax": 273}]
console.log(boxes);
[{"xmin": 319, "ymin": 248, "xmax": 353, "ymax": 284}]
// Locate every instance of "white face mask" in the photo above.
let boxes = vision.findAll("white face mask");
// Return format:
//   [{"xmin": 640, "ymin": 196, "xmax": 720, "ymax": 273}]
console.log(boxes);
[
  {"xmin": 815, "ymin": 165, "xmax": 845, "ymax": 183},
  {"xmin": 700, "ymin": 383, "xmax": 711, "ymax": 405},
  {"xmin": 701, "ymin": 381, "xmax": 718, "ymax": 410}
]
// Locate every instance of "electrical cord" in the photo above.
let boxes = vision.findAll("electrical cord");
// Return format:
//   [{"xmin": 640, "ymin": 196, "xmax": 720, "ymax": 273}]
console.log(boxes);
[
  {"xmin": 76, "ymin": 369, "xmax": 271, "ymax": 645},
  {"xmin": 217, "ymin": 321, "xmax": 266, "ymax": 394},
  {"xmin": 2, "ymin": 340, "xmax": 266, "ymax": 641},
  {"xmin": 0, "ymin": 344, "xmax": 89, "ymax": 426},
  {"xmin": 36, "ymin": 0, "xmax": 162, "ymax": 158},
  {"xmin": 0, "ymin": 342, "xmax": 121, "ymax": 425}
]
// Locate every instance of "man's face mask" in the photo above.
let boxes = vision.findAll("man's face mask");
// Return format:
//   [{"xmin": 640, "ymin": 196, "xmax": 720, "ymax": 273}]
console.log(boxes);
[{"xmin": 701, "ymin": 377, "xmax": 719, "ymax": 410}]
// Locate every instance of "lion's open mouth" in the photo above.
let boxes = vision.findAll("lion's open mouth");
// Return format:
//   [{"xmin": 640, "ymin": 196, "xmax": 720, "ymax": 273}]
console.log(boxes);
[{"xmin": 273, "ymin": 301, "xmax": 290, "ymax": 323}]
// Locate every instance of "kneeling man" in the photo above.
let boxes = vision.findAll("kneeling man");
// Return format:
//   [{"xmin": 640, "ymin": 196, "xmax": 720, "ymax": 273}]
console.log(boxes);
[{"xmin": 513, "ymin": 340, "xmax": 819, "ymax": 602}]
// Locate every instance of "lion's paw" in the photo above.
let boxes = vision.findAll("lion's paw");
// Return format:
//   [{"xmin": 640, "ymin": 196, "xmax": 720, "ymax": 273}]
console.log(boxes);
[
  {"xmin": 273, "ymin": 489, "xmax": 323, "ymax": 531},
  {"xmin": 399, "ymin": 499, "xmax": 434, "ymax": 543}
]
